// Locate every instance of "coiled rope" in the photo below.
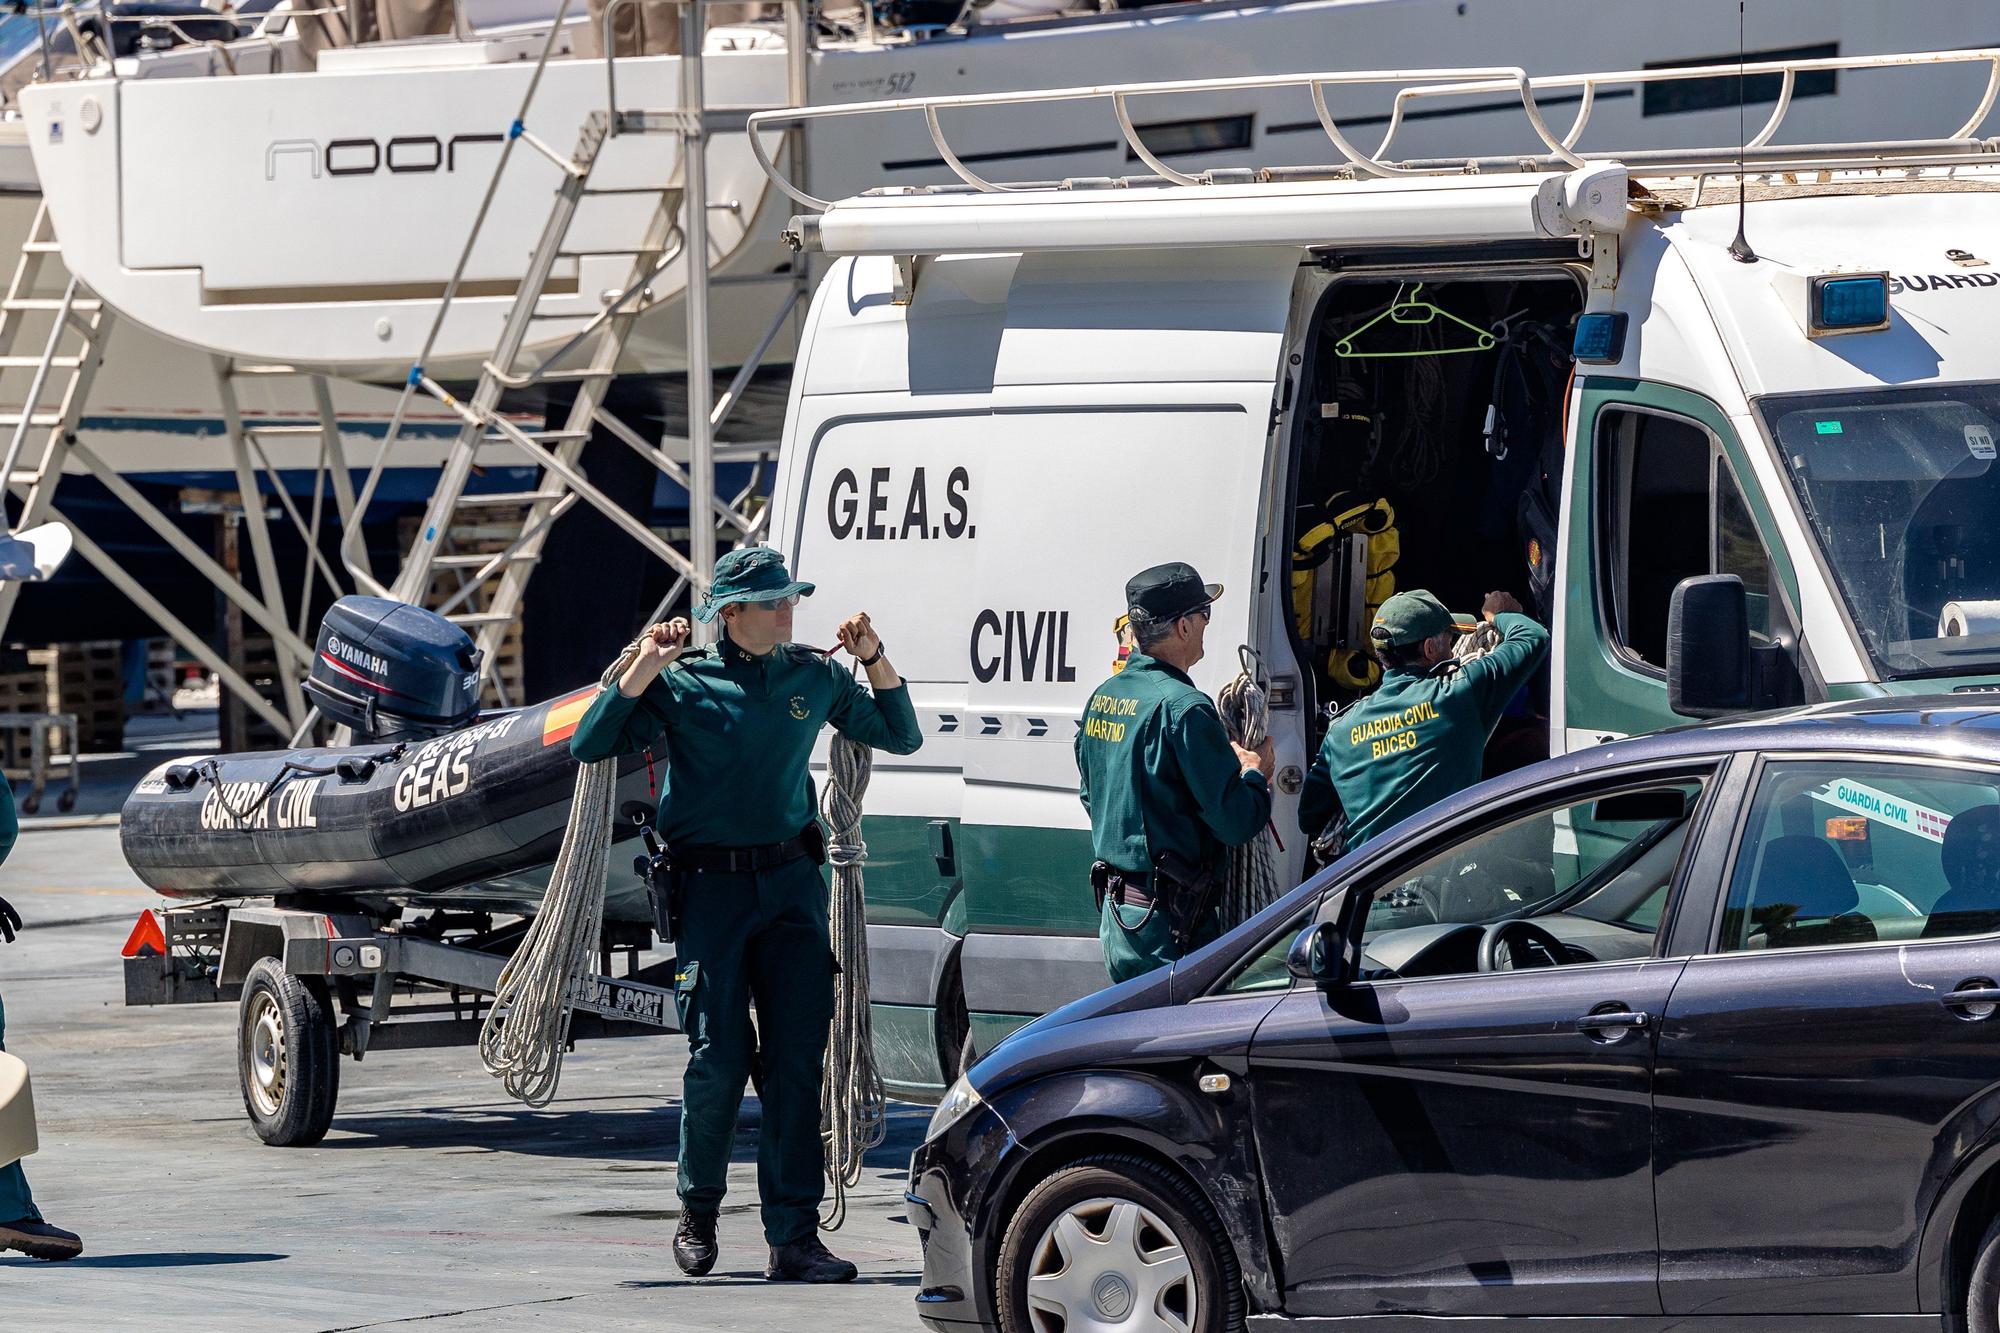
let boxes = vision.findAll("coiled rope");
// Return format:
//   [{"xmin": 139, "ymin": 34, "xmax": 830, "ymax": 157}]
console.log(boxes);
[
  {"xmin": 480, "ymin": 639, "xmax": 886, "ymax": 1221},
  {"xmin": 819, "ymin": 713, "xmax": 886, "ymax": 1231},
  {"xmin": 1216, "ymin": 645, "xmax": 1281, "ymax": 929},
  {"xmin": 476, "ymin": 636, "xmax": 884, "ymax": 1224},
  {"xmin": 1452, "ymin": 619, "xmax": 1502, "ymax": 667},
  {"xmin": 478, "ymin": 639, "xmax": 639, "ymax": 1107}
]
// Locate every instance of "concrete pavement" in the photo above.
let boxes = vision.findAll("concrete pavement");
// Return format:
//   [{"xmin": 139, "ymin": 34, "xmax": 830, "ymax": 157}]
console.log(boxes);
[{"xmin": 0, "ymin": 827, "xmax": 930, "ymax": 1331}]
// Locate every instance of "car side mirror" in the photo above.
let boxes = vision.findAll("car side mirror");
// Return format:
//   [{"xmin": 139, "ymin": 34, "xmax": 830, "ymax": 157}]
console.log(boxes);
[
  {"xmin": 1667, "ymin": 574, "xmax": 1752, "ymax": 718},
  {"xmin": 1286, "ymin": 921, "xmax": 1350, "ymax": 989}
]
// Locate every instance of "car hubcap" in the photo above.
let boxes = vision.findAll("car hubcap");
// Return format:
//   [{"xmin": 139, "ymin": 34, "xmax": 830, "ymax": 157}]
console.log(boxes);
[
  {"xmin": 245, "ymin": 992, "xmax": 286, "ymax": 1117},
  {"xmin": 1024, "ymin": 1196, "xmax": 1196, "ymax": 1333}
]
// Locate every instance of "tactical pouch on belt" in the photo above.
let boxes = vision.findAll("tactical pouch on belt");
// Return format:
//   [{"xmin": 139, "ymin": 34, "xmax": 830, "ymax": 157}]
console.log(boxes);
[
  {"xmin": 1089, "ymin": 860, "xmax": 1113, "ymax": 911},
  {"xmin": 802, "ymin": 821, "xmax": 828, "ymax": 867},
  {"xmin": 636, "ymin": 828, "xmax": 683, "ymax": 944},
  {"xmin": 1152, "ymin": 849, "xmax": 1221, "ymax": 954}
]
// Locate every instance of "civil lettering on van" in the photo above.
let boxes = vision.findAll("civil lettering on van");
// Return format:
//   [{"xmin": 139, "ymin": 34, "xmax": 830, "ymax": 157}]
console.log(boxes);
[{"xmin": 971, "ymin": 609, "xmax": 1077, "ymax": 684}]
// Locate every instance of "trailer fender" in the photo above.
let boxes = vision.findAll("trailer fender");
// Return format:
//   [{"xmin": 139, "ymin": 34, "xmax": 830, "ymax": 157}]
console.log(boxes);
[{"xmin": 218, "ymin": 907, "xmax": 381, "ymax": 985}]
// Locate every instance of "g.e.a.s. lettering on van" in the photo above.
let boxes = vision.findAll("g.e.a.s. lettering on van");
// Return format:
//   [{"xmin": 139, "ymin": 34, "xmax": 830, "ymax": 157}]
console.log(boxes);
[{"xmin": 825, "ymin": 466, "xmax": 972, "ymax": 541}]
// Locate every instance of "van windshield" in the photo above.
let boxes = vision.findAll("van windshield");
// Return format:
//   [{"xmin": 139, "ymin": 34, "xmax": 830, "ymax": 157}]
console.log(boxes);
[{"xmin": 1758, "ymin": 384, "xmax": 2000, "ymax": 678}]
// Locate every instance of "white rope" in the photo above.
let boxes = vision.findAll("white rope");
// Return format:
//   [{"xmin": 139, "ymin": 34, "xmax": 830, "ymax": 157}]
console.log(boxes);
[
  {"xmin": 1216, "ymin": 645, "xmax": 1282, "ymax": 929},
  {"xmin": 479, "ymin": 639, "xmax": 885, "ymax": 1210},
  {"xmin": 478, "ymin": 640, "xmax": 641, "ymax": 1107},
  {"xmin": 819, "ymin": 720, "xmax": 885, "ymax": 1232},
  {"xmin": 1452, "ymin": 619, "xmax": 1503, "ymax": 666}
]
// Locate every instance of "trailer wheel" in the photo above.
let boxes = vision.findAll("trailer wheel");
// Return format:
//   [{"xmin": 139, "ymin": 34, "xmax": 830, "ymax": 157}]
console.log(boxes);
[{"xmin": 238, "ymin": 957, "xmax": 340, "ymax": 1147}]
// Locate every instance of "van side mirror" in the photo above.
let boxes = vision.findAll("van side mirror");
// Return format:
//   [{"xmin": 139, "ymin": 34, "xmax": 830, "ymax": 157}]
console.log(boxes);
[
  {"xmin": 1667, "ymin": 575, "xmax": 1752, "ymax": 718},
  {"xmin": 1286, "ymin": 921, "xmax": 1351, "ymax": 989}
]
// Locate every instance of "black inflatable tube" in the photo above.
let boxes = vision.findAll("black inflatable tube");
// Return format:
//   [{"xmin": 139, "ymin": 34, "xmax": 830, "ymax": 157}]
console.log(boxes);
[{"xmin": 121, "ymin": 686, "xmax": 659, "ymax": 922}]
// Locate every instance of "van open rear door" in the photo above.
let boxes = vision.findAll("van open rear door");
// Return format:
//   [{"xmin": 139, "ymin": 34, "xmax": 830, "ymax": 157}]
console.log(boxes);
[{"xmin": 775, "ymin": 245, "xmax": 1307, "ymax": 1072}]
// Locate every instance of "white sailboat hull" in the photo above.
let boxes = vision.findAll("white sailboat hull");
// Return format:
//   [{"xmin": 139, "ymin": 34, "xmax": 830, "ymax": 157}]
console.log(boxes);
[{"xmin": 16, "ymin": 0, "xmax": 2000, "ymax": 384}]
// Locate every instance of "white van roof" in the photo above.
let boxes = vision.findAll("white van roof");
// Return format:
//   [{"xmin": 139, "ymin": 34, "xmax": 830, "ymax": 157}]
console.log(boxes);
[{"xmin": 1664, "ymin": 183, "xmax": 2000, "ymax": 398}]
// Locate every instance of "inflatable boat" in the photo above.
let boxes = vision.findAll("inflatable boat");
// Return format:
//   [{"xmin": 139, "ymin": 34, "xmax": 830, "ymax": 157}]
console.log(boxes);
[{"xmin": 121, "ymin": 597, "xmax": 655, "ymax": 922}]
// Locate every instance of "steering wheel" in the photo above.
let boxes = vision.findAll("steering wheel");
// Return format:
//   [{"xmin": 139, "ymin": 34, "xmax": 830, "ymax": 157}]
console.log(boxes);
[{"xmin": 1476, "ymin": 920, "xmax": 1570, "ymax": 972}]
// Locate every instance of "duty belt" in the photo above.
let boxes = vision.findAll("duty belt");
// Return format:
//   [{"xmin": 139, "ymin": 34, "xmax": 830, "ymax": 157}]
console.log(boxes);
[
  {"xmin": 676, "ymin": 825, "xmax": 823, "ymax": 874},
  {"xmin": 1090, "ymin": 862, "xmax": 1161, "ymax": 911}
]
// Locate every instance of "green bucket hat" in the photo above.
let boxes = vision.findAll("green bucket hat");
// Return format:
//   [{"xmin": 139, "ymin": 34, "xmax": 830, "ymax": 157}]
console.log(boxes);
[
  {"xmin": 1370, "ymin": 589, "xmax": 1476, "ymax": 648},
  {"xmin": 693, "ymin": 547, "xmax": 816, "ymax": 623}
]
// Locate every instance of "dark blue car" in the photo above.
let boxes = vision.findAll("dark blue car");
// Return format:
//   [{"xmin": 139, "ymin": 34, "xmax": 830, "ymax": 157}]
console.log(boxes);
[{"xmin": 907, "ymin": 701, "xmax": 2000, "ymax": 1333}]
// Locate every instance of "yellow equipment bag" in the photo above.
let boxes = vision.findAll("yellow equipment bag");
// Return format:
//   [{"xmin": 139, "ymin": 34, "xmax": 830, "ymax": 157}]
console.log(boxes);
[
  {"xmin": 0, "ymin": 1050, "xmax": 36, "ymax": 1169},
  {"xmin": 1291, "ymin": 494, "xmax": 1399, "ymax": 691}
]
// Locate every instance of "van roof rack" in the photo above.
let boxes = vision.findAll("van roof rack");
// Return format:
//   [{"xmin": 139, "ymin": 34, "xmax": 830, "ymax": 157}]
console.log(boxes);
[{"xmin": 748, "ymin": 47, "xmax": 2000, "ymax": 210}]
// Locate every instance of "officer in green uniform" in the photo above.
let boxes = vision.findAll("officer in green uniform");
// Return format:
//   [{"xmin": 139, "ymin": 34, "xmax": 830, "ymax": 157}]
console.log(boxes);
[
  {"xmin": 569, "ymin": 547, "xmax": 921, "ymax": 1284},
  {"xmin": 1075, "ymin": 563, "xmax": 1274, "ymax": 985},
  {"xmin": 1300, "ymin": 589, "xmax": 1549, "ymax": 851},
  {"xmin": 0, "ymin": 780, "xmax": 84, "ymax": 1261}
]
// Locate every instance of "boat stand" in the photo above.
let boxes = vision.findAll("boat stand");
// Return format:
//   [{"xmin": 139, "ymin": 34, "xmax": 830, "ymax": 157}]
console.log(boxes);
[{"xmin": 0, "ymin": 201, "xmax": 360, "ymax": 740}]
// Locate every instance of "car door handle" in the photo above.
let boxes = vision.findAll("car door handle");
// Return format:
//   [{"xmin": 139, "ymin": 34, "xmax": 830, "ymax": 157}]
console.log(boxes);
[
  {"xmin": 1941, "ymin": 986, "xmax": 2000, "ymax": 1011},
  {"xmin": 1574, "ymin": 1010, "xmax": 1650, "ymax": 1032}
]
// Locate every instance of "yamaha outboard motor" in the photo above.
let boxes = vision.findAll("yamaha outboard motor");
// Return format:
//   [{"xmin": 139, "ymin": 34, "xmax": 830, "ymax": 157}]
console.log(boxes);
[{"xmin": 305, "ymin": 596, "xmax": 482, "ymax": 742}]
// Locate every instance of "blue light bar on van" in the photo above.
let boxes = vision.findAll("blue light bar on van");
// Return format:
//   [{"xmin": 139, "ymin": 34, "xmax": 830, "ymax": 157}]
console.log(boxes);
[
  {"xmin": 1811, "ymin": 274, "xmax": 1890, "ymax": 335},
  {"xmin": 1572, "ymin": 312, "xmax": 1628, "ymax": 364}
]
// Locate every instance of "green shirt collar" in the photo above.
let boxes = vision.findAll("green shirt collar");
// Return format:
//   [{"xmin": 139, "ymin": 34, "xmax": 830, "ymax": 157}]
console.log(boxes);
[
  {"xmin": 719, "ymin": 631, "xmax": 778, "ymax": 668},
  {"xmin": 1123, "ymin": 651, "xmax": 1194, "ymax": 688},
  {"xmin": 1380, "ymin": 658, "xmax": 1456, "ymax": 686}
]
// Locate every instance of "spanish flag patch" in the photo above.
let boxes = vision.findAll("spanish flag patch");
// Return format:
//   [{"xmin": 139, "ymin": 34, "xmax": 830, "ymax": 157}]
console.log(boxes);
[{"xmin": 541, "ymin": 687, "xmax": 598, "ymax": 747}]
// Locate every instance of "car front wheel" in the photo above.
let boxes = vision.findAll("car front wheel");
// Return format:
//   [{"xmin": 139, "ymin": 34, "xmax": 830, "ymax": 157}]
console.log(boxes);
[
  {"xmin": 1969, "ymin": 1213, "xmax": 2000, "ymax": 1333},
  {"xmin": 997, "ymin": 1153, "xmax": 1241, "ymax": 1333}
]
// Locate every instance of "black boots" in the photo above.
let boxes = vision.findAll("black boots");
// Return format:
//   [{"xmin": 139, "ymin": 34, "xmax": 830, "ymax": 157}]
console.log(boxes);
[
  {"xmin": 765, "ymin": 1234, "xmax": 858, "ymax": 1284},
  {"xmin": 0, "ymin": 1217, "xmax": 82, "ymax": 1261},
  {"xmin": 674, "ymin": 1213, "xmax": 858, "ymax": 1283},
  {"xmin": 672, "ymin": 1210, "xmax": 718, "ymax": 1277}
]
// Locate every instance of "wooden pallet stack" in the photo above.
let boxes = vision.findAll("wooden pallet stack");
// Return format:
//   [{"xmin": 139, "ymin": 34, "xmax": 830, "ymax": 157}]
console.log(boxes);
[
  {"xmin": 37, "ymin": 641, "xmax": 125, "ymax": 751},
  {"xmin": 220, "ymin": 632, "xmax": 290, "ymax": 753},
  {"xmin": 0, "ymin": 640, "xmax": 126, "ymax": 770},
  {"xmin": 0, "ymin": 667, "xmax": 49, "ymax": 773},
  {"xmin": 398, "ymin": 511, "xmax": 529, "ymax": 710}
]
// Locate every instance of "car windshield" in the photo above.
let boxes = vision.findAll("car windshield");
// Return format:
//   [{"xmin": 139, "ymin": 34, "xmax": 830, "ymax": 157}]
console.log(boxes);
[{"xmin": 1757, "ymin": 384, "xmax": 2000, "ymax": 678}]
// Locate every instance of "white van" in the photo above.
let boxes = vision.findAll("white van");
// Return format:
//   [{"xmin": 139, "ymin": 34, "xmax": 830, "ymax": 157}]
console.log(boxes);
[{"xmin": 760, "ymin": 54, "xmax": 2000, "ymax": 1097}]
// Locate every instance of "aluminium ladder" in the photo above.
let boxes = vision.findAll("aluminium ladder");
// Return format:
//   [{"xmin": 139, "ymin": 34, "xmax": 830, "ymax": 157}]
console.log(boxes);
[
  {"xmin": 384, "ymin": 106, "xmax": 698, "ymax": 689},
  {"xmin": 0, "ymin": 202, "xmax": 338, "ymax": 739},
  {"xmin": 362, "ymin": 0, "xmax": 809, "ymax": 689}
]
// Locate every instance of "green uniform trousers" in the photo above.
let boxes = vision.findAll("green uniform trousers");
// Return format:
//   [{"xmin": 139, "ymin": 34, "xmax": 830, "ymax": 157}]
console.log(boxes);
[
  {"xmin": 673, "ymin": 857, "xmax": 833, "ymax": 1247},
  {"xmin": 0, "ymin": 990, "xmax": 38, "ymax": 1223},
  {"xmin": 1099, "ymin": 898, "xmax": 1221, "ymax": 986}
]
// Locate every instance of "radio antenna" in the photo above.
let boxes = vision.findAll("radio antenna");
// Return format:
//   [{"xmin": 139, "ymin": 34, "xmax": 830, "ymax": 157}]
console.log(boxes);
[{"xmin": 1728, "ymin": 0, "xmax": 1759, "ymax": 263}]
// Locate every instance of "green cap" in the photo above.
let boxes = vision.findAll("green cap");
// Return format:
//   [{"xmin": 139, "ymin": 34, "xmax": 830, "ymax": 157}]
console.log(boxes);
[
  {"xmin": 694, "ymin": 546, "xmax": 816, "ymax": 623},
  {"xmin": 1126, "ymin": 561, "xmax": 1223, "ymax": 623},
  {"xmin": 1370, "ymin": 589, "xmax": 1476, "ymax": 648}
]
